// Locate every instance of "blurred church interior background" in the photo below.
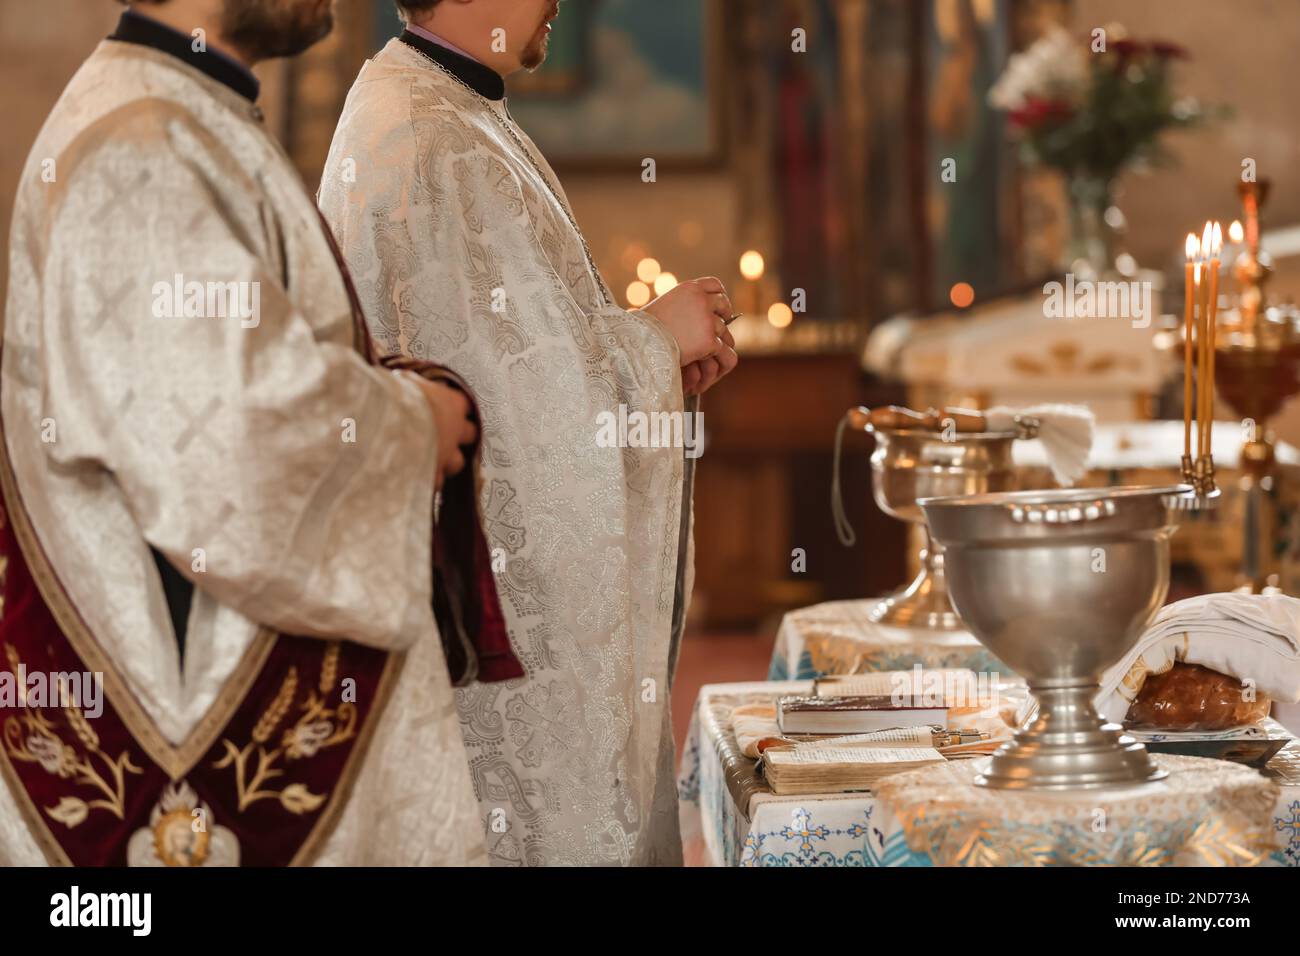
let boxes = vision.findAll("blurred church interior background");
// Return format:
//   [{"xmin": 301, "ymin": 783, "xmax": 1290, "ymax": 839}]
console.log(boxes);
[{"xmin": 7, "ymin": 0, "xmax": 1300, "ymax": 751}]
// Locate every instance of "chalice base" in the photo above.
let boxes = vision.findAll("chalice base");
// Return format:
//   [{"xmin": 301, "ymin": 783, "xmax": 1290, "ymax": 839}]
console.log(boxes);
[
  {"xmin": 869, "ymin": 566, "xmax": 962, "ymax": 631},
  {"xmin": 975, "ymin": 685, "xmax": 1167, "ymax": 790}
]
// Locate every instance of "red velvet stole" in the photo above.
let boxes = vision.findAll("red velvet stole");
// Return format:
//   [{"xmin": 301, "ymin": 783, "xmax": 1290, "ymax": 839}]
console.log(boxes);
[
  {"xmin": 0, "ymin": 502, "xmax": 394, "ymax": 866},
  {"xmin": 377, "ymin": 355, "xmax": 524, "ymax": 684}
]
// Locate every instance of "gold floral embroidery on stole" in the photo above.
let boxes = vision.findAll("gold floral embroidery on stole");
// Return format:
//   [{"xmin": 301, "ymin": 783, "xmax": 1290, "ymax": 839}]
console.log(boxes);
[
  {"xmin": 214, "ymin": 641, "xmax": 358, "ymax": 814},
  {"xmin": 1, "ymin": 643, "xmax": 143, "ymax": 828}
]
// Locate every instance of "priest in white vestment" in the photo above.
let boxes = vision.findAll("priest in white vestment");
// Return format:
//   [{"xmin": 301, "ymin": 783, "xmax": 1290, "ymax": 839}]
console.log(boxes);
[
  {"xmin": 319, "ymin": 0, "xmax": 738, "ymax": 865},
  {"xmin": 0, "ymin": 0, "xmax": 500, "ymax": 866}
]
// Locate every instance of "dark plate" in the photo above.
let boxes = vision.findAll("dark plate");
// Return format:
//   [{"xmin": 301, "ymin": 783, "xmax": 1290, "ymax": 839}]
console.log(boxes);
[{"xmin": 1140, "ymin": 736, "xmax": 1289, "ymax": 768}]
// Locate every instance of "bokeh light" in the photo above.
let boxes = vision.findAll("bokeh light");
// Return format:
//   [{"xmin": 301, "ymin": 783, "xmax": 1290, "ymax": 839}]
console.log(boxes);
[
  {"xmin": 654, "ymin": 272, "xmax": 678, "ymax": 296},
  {"xmin": 739, "ymin": 250, "xmax": 766, "ymax": 281},
  {"xmin": 767, "ymin": 302, "xmax": 793, "ymax": 328},
  {"xmin": 949, "ymin": 282, "xmax": 975, "ymax": 309},
  {"xmin": 626, "ymin": 281, "xmax": 651, "ymax": 308},
  {"xmin": 636, "ymin": 257, "xmax": 662, "ymax": 284}
]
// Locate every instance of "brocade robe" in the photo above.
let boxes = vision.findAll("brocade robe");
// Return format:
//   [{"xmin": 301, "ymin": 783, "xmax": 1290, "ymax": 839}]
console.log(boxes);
[
  {"xmin": 0, "ymin": 38, "xmax": 485, "ymax": 865},
  {"xmin": 319, "ymin": 37, "xmax": 691, "ymax": 866}
]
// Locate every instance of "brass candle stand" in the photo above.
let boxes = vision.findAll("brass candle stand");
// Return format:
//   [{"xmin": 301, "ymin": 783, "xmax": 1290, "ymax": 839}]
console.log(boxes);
[{"xmin": 1213, "ymin": 180, "xmax": 1300, "ymax": 590}]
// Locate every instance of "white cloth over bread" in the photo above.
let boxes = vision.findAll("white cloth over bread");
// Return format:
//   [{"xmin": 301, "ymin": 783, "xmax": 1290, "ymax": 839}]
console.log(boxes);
[{"xmin": 1097, "ymin": 593, "xmax": 1300, "ymax": 724}]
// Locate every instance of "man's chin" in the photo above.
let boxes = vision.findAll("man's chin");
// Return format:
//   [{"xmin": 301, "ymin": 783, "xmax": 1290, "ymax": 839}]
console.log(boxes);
[
  {"xmin": 223, "ymin": 0, "xmax": 335, "ymax": 61},
  {"xmin": 521, "ymin": 33, "xmax": 550, "ymax": 71},
  {"xmin": 286, "ymin": 11, "xmax": 335, "ymax": 57}
]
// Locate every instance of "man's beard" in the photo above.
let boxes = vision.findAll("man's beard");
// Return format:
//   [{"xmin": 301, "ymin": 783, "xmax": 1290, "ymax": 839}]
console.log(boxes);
[
  {"xmin": 520, "ymin": 28, "xmax": 550, "ymax": 71},
  {"xmin": 221, "ymin": 0, "xmax": 334, "ymax": 61}
]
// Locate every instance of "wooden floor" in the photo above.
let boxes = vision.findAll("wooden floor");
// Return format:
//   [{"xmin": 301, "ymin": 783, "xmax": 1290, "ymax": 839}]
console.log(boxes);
[{"xmin": 671, "ymin": 629, "xmax": 773, "ymax": 759}]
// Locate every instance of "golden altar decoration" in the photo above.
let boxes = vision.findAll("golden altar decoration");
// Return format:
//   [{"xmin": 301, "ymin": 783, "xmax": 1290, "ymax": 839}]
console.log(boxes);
[
  {"xmin": 865, "ymin": 284, "xmax": 1167, "ymax": 424},
  {"xmin": 1210, "ymin": 181, "xmax": 1300, "ymax": 591},
  {"xmin": 872, "ymin": 754, "xmax": 1280, "ymax": 867}
]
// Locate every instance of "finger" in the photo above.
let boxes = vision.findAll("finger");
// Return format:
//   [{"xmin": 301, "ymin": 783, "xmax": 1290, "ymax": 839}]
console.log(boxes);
[
  {"xmin": 682, "ymin": 362, "xmax": 702, "ymax": 391},
  {"xmin": 694, "ymin": 356, "xmax": 722, "ymax": 394},
  {"xmin": 448, "ymin": 385, "xmax": 472, "ymax": 417},
  {"xmin": 695, "ymin": 276, "xmax": 725, "ymax": 295},
  {"xmin": 692, "ymin": 337, "xmax": 721, "ymax": 365},
  {"xmin": 707, "ymin": 291, "xmax": 733, "ymax": 320},
  {"xmin": 690, "ymin": 336, "xmax": 721, "ymax": 363},
  {"xmin": 714, "ymin": 345, "xmax": 739, "ymax": 379},
  {"xmin": 718, "ymin": 323, "xmax": 736, "ymax": 350}
]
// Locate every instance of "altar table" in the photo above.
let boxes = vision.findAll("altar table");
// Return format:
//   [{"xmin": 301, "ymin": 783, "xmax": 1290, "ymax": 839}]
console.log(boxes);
[
  {"xmin": 677, "ymin": 681, "xmax": 1300, "ymax": 867},
  {"xmin": 768, "ymin": 599, "xmax": 1011, "ymax": 681}
]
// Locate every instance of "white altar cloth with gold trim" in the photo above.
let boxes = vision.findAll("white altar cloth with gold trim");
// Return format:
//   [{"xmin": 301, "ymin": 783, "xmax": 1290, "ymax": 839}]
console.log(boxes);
[{"xmin": 677, "ymin": 681, "xmax": 1300, "ymax": 867}]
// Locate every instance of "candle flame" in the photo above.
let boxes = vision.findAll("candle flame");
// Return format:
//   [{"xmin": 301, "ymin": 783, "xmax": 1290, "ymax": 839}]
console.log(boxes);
[
  {"xmin": 1185, "ymin": 232, "xmax": 1199, "ymax": 261},
  {"xmin": 1229, "ymin": 220, "xmax": 1244, "ymax": 244},
  {"xmin": 1201, "ymin": 221, "xmax": 1214, "ymax": 259},
  {"xmin": 1211, "ymin": 221, "xmax": 1223, "ymax": 258}
]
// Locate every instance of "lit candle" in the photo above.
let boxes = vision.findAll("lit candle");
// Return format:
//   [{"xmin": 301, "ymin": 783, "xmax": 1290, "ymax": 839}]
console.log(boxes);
[
  {"xmin": 1183, "ymin": 232, "xmax": 1198, "ymax": 466},
  {"xmin": 1197, "ymin": 221, "xmax": 1213, "ymax": 460},
  {"xmin": 1205, "ymin": 221, "xmax": 1222, "ymax": 467}
]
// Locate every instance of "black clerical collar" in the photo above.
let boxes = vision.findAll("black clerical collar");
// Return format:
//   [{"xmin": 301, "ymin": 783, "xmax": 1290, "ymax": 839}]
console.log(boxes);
[
  {"xmin": 110, "ymin": 9, "xmax": 260, "ymax": 103},
  {"xmin": 399, "ymin": 30, "xmax": 505, "ymax": 101}
]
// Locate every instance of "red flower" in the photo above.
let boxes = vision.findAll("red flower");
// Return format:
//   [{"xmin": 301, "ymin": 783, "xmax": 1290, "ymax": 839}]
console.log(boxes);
[
  {"xmin": 1151, "ymin": 41, "xmax": 1188, "ymax": 59},
  {"xmin": 1008, "ymin": 96, "xmax": 1074, "ymax": 130},
  {"xmin": 1111, "ymin": 39, "xmax": 1148, "ymax": 58}
]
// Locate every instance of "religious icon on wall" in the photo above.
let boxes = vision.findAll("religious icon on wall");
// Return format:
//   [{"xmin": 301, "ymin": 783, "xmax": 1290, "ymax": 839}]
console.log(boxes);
[
  {"xmin": 752, "ymin": 0, "xmax": 1021, "ymax": 325},
  {"xmin": 925, "ymin": 0, "xmax": 1015, "ymax": 306},
  {"xmin": 505, "ymin": 0, "xmax": 724, "ymax": 169}
]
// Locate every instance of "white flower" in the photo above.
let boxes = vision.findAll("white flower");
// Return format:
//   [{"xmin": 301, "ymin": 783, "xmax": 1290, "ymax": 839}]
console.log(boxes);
[{"xmin": 989, "ymin": 27, "xmax": 1087, "ymax": 111}]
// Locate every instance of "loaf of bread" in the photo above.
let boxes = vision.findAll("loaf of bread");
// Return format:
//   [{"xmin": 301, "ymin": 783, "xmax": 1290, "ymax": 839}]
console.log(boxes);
[{"xmin": 1126, "ymin": 662, "xmax": 1270, "ymax": 731}]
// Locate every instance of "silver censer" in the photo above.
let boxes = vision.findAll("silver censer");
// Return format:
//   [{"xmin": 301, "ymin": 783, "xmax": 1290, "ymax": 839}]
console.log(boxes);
[{"xmin": 867, "ymin": 426, "xmax": 1018, "ymax": 630}]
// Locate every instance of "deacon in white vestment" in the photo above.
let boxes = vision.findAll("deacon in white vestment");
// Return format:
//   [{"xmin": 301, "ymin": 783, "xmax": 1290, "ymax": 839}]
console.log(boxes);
[
  {"xmin": 319, "ymin": 0, "xmax": 738, "ymax": 865},
  {"xmin": 0, "ymin": 3, "xmax": 489, "ymax": 866}
]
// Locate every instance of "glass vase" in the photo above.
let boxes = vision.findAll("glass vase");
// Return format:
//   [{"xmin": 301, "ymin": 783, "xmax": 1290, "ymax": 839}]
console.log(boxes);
[{"xmin": 1064, "ymin": 174, "xmax": 1128, "ymax": 280}]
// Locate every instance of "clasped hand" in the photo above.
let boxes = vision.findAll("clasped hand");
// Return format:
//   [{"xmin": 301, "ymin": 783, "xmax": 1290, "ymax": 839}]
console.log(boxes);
[{"xmin": 643, "ymin": 277, "xmax": 740, "ymax": 396}]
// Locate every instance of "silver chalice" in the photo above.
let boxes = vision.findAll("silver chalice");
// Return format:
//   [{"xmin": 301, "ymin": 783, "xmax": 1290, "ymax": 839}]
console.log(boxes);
[
  {"xmin": 919, "ymin": 485, "xmax": 1192, "ymax": 789},
  {"xmin": 867, "ymin": 427, "xmax": 1018, "ymax": 629}
]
